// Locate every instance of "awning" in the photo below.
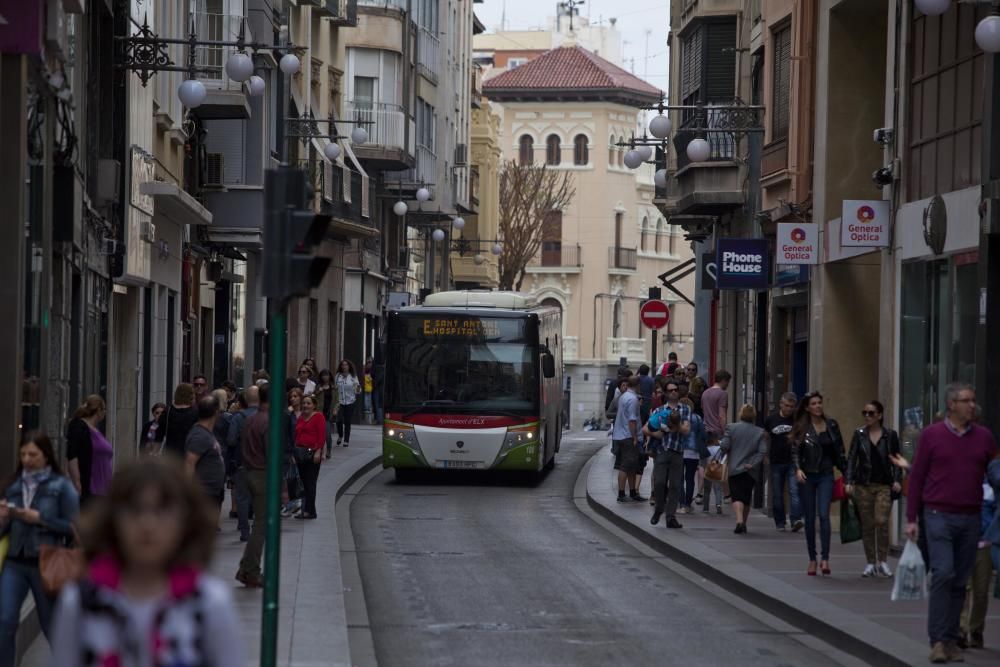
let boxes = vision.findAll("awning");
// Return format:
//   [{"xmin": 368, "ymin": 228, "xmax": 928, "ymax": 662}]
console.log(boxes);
[
  {"xmin": 204, "ymin": 227, "xmax": 262, "ymax": 247},
  {"xmin": 140, "ymin": 182, "xmax": 213, "ymax": 226}
]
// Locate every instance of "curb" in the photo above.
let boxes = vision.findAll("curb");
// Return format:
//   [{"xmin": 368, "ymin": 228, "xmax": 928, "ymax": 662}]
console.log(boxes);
[{"xmin": 581, "ymin": 449, "xmax": 928, "ymax": 667}]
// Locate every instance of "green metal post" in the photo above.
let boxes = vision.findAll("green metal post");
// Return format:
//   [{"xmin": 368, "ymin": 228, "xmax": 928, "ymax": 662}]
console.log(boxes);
[{"xmin": 261, "ymin": 308, "xmax": 287, "ymax": 666}]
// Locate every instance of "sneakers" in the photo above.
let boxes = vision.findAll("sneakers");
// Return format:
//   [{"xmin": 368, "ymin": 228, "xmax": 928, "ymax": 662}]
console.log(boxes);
[
  {"xmin": 929, "ymin": 642, "xmax": 948, "ymax": 663},
  {"xmin": 734, "ymin": 523, "xmax": 746, "ymax": 534},
  {"xmin": 617, "ymin": 494, "xmax": 630, "ymax": 503},
  {"xmin": 944, "ymin": 642, "xmax": 965, "ymax": 662},
  {"xmin": 630, "ymin": 492, "xmax": 648, "ymax": 502},
  {"xmin": 665, "ymin": 517, "xmax": 683, "ymax": 529},
  {"xmin": 776, "ymin": 524, "xmax": 786, "ymax": 532},
  {"xmin": 716, "ymin": 505, "xmax": 722, "ymax": 515},
  {"xmin": 681, "ymin": 505, "xmax": 694, "ymax": 514},
  {"xmin": 235, "ymin": 571, "xmax": 263, "ymax": 588},
  {"xmin": 650, "ymin": 511, "xmax": 662, "ymax": 525},
  {"xmin": 792, "ymin": 519, "xmax": 804, "ymax": 533},
  {"xmin": 862, "ymin": 564, "xmax": 877, "ymax": 578},
  {"xmin": 878, "ymin": 562, "xmax": 893, "ymax": 578}
]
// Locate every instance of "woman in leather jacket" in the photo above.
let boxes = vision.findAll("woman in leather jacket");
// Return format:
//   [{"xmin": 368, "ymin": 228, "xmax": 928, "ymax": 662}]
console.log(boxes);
[
  {"xmin": 845, "ymin": 400, "xmax": 902, "ymax": 578},
  {"xmin": 791, "ymin": 391, "xmax": 847, "ymax": 576}
]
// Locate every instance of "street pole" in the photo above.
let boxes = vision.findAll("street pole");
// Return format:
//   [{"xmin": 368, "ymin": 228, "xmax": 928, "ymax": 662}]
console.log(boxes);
[
  {"xmin": 651, "ymin": 328, "xmax": 657, "ymax": 375},
  {"xmin": 261, "ymin": 308, "xmax": 286, "ymax": 667}
]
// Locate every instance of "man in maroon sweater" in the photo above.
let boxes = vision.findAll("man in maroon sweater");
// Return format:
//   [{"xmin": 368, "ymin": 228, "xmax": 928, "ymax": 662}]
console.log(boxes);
[{"xmin": 906, "ymin": 383, "xmax": 999, "ymax": 663}]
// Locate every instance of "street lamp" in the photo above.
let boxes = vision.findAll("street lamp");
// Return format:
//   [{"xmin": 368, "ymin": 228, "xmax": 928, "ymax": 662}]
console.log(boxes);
[
  {"xmin": 474, "ymin": 253, "xmax": 486, "ymax": 265},
  {"xmin": 976, "ymin": 14, "xmax": 1000, "ymax": 53},
  {"xmin": 491, "ymin": 243, "xmax": 502, "ymax": 256},
  {"xmin": 432, "ymin": 229, "xmax": 446, "ymax": 242},
  {"xmin": 452, "ymin": 217, "xmax": 465, "ymax": 230},
  {"xmin": 623, "ymin": 149, "xmax": 644, "ymax": 169},
  {"xmin": 247, "ymin": 74, "xmax": 266, "ymax": 97},
  {"xmin": 177, "ymin": 79, "xmax": 207, "ymax": 108},
  {"xmin": 686, "ymin": 137, "xmax": 711, "ymax": 163},
  {"xmin": 351, "ymin": 126, "xmax": 369, "ymax": 144},
  {"xmin": 416, "ymin": 187, "xmax": 431, "ymax": 203},
  {"xmin": 279, "ymin": 53, "xmax": 301, "ymax": 75},
  {"xmin": 324, "ymin": 142, "xmax": 341, "ymax": 161},
  {"xmin": 649, "ymin": 114, "xmax": 672, "ymax": 139},
  {"xmin": 914, "ymin": 0, "xmax": 950, "ymax": 15},
  {"xmin": 393, "ymin": 201, "xmax": 408, "ymax": 216},
  {"xmin": 654, "ymin": 169, "xmax": 667, "ymax": 188},
  {"xmin": 225, "ymin": 52, "xmax": 254, "ymax": 82}
]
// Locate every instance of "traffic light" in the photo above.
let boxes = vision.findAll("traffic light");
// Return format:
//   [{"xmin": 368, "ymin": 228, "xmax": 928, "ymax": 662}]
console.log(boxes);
[{"xmin": 263, "ymin": 166, "xmax": 332, "ymax": 302}]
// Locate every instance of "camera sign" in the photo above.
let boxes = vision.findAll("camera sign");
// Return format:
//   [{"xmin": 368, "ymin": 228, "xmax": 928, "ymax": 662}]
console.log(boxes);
[
  {"xmin": 842, "ymin": 199, "xmax": 890, "ymax": 247},
  {"xmin": 776, "ymin": 223, "xmax": 818, "ymax": 265},
  {"xmin": 716, "ymin": 238, "xmax": 769, "ymax": 290}
]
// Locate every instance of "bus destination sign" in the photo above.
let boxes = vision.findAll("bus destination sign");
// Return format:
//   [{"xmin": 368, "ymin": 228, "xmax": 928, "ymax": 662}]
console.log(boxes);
[{"xmin": 421, "ymin": 318, "xmax": 502, "ymax": 338}]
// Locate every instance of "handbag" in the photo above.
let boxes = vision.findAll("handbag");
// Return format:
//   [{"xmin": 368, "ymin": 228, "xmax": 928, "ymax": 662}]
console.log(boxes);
[
  {"xmin": 38, "ymin": 525, "xmax": 84, "ymax": 596},
  {"xmin": 294, "ymin": 446, "xmax": 315, "ymax": 464},
  {"xmin": 839, "ymin": 497, "xmax": 862, "ymax": 544},
  {"xmin": 0, "ymin": 535, "xmax": 8, "ymax": 575},
  {"xmin": 705, "ymin": 453, "xmax": 728, "ymax": 482},
  {"xmin": 832, "ymin": 476, "xmax": 846, "ymax": 502}
]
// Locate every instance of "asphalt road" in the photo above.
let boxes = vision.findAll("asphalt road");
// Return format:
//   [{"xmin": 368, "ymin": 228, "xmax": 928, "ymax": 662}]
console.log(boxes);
[{"xmin": 349, "ymin": 432, "xmax": 846, "ymax": 667}]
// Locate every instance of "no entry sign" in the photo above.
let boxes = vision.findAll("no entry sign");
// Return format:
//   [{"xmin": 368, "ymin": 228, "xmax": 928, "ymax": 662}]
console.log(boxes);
[{"xmin": 640, "ymin": 300, "xmax": 670, "ymax": 330}]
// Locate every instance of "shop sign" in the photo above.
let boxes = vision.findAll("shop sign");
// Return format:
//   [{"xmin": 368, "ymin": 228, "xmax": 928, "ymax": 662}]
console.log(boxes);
[
  {"xmin": 776, "ymin": 223, "xmax": 818, "ymax": 264},
  {"xmin": 700, "ymin": 252, "xmax": 717, "ymax": 290},
  {"xmin": 842, "ymin": 200, "xmax": 890, "ymax": 247},
  {"xmin": 716, "ymin": 238, "xmax": 769, "ymax": 290}
]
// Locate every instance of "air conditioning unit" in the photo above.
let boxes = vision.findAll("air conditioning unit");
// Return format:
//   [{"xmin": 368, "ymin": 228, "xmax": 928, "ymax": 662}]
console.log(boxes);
[
  {"xmin": 454, "ymin": 143, "xmax": 468, "ymax": 166},
  {"xmin": 205, "ymin": 153, "xmax": 225, "ymax": 187},
  {"xmin": 139, "ymin": 220, "xmax": 156, "ymax": 244}
]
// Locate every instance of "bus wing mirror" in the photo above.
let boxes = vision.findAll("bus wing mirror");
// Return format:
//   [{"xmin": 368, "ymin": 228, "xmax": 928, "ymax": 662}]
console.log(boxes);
[{"xmin": 542, "ymin": 353, "xmax": 556, "ymax": 379}]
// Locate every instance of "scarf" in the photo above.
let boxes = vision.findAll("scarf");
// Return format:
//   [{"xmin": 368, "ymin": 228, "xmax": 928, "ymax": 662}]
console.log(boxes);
[{"xmin": 21, "ymin": 466, "xmax": 52, "ymax": 507}]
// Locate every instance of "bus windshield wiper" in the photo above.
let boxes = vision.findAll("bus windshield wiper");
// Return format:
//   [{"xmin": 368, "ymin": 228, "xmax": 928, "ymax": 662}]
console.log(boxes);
[{"xmin": 402, "ymin": 400, "xmax": 455, "ymax": 420}]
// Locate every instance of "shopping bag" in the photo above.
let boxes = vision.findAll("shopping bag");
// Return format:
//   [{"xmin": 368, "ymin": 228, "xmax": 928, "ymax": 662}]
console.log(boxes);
[
  {"xmin": 832, "ymin": 476, "xmax": 846, "ymax": 502},
  {"xmin": 891, "ymin": 540, "xmax": 928, "ymax": 601},
  {"xmin": 839, "ymin": 498, "xmax": 862, "ymax": 544}
]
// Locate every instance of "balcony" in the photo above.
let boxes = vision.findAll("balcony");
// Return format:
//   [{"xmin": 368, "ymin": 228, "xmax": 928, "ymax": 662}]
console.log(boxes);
[
  {"xmin": 471, "ymin": 64, "xmax": 484, "ymax": 108},
  {"xmin": 358, "ymin": 0, "xmax": 405, "ymax": 11},
  {"xmin": 289, "ymin": 159, "xmax": 377, "ymax": 241},
  {"xmin": 669, "ymin": 104, "xmax": 743, "ymax": 216},
  {"xmin": 417, "ymin": 28, "xmax": 440, "ymax": 83},
  {"xmin": 607, "ymin": 337, "xmax": 646, "ymax": 362},
  {"xmin": 192, "ymin": 12, "xmax": 252, "ymax": 119},
  {"xmin": 608, "ymin": 246, "xmax": 637, "ymax": 272},
  {"xmin": 526, "ymin": 243, "xmax": 582, "ymax": 273},
  {"xmin": 345, "ymin": 101, "xmax": 415, "ymax": 170},
  {"xmin": 450, "ymin": 238, "xmax": 500, "ymax": 289},
  {"xmin": 310, "ymin": 0, "xmax": 358, "ymax": 24}
]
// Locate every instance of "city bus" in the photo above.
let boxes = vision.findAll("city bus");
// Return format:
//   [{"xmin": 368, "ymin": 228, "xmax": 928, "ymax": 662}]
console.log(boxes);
[{"xmin": 382, "ymin": 291, "xmax": 562, "ymax": 479}]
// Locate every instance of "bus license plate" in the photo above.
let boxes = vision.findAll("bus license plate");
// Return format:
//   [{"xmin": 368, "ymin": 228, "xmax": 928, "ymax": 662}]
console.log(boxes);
[{"xmin": 438, "ymin": 460, "xmax": 483, "ymax": 469}]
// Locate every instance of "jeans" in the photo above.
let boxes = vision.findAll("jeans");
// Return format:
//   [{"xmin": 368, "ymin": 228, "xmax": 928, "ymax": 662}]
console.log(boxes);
[
  {"xmin": 238, "ymin": 469, "xmax": 269, "ymax": 580},
  {"xmin": 682, "ymin": 457, "xmax": 699, "ymax": 507},
  {"xmin": 924, "ymin": 510, "xmax": 980, "ymax": 645},
  {"xmin": 800, "ymin": 471, "xmax": 834, "ymax": 561},
  {"xmin": 363, "ymin": 393, "xmax": 372, "ymax": 420},
  {"xmin": 234, "ymin": 468, "xmax": 253, "ymax": 537},
  {"xmin": 297, "ymin": 457, "xmax": 321, "ymax": 517},
  {"xmin": 0, "ymin": 559, "xmax": 54, "ymax": 665},
  {"xmin": 652, "ymin": 449, "xmax": 684, "ymax": 519},
  {"xmin": 337, "ymin": 402, "xmax": 356, "ymax": 443},
  {"xmin": 770, "ymin": 463, "xmax": 801, "ymax": 527},
  {"xmin": 701, "ymin": 479, "xmax": 723, "ymax": 510},
  {"xmin": 960, "ymin": 546, "xmax": 993, "ymax": 636}
]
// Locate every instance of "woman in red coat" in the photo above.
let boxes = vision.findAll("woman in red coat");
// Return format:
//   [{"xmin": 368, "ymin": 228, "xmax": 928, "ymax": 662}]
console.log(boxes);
[{"xmin": 293, "ymin": 395, "xmax": 326, "ymax": 519}]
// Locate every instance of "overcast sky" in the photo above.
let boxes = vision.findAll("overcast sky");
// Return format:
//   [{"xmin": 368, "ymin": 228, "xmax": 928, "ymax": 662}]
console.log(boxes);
[{"xmin": 475, "ymin": 0, "xmax": 670, "ymax": 88}]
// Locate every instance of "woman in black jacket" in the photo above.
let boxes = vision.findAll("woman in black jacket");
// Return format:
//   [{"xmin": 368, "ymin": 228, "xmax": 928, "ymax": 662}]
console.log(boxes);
[
  {"xmin": 791, "ymin": 391, "xmax": 847, "ymax": 577},
  {"xmin": 845, "ymin": 400, "xmax": 902, "ymax": 578}
]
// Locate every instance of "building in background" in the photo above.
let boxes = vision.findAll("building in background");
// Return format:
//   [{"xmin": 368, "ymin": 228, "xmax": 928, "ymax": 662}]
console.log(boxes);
[{"xmin": 484, "ymin": 45, "xmax": 694, "ymax": 428}]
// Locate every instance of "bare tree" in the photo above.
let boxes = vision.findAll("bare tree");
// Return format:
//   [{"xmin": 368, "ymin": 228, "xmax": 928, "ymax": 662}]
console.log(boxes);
[{"xmin": 497, "ymin": 161, "xmax": 576, "ymax": 291}]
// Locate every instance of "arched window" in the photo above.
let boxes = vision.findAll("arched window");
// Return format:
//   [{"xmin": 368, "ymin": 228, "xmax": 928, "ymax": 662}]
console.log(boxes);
[
  {"xmin": 519, "ymin": 135, "xmax": 534, "ymax": 165},
  {"xmin": 668, "ymin": 221, "xmax": 677, "ymax": 255},
  {"xmin": 608, "ymin": 134, "xmax": 616, "ymax": 167},
  {"xmin": 655, "ymin": 218, "xmax": 664, "ymax": 253},
  {"xmin": 617, "ymin": 136, "xmax": 625, "ymax": 167},
  {"xmin": 573, "ymin": 134, "xmax": 589, "ymax": 165},
  {"xmin": 640, "ymin": 216, "xmax": 649, "ymax": 251},
  {"xmin": 546, "ymin": 134, "xmax": 561, "ymax": 166}
]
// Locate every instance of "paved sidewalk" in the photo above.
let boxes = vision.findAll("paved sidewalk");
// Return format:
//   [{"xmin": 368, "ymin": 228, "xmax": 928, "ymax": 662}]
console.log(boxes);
[
  {"xmin": 20, "ymin": 426, "xmax": 383, "ymax": 667},
  {"xmin": 587, "ymin": 448, "xmax": 1000, "ymax": 666}
]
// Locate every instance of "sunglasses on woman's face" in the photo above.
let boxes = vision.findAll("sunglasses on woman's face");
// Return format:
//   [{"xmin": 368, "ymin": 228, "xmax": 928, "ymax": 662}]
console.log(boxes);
[{"xmin": 862, "ymin": 410, "xmax": 877, "ymax": 417}]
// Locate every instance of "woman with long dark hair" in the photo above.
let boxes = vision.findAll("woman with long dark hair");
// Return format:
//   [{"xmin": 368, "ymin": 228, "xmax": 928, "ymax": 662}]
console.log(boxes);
[
  {"xmin": 845, "ymin": 399, "xmax": 902, "ymax": 577},
  {"xmin": 334, "ymin": 359, "xmax": 361, "ymax": 447},
  {"xmin": 313, "ymin": 369, "xmax": 337, "ymax": 459},
  {"xmin": 791, "ymin": 391, "xmax": 847, "ymax": 576},
  {"xmin": 50, "ymin": 458, "xmax": 243, "ymax": 666},
  {"xmin": 0, "ymin": 432, "xmax": 79, "ymax": 662},
  {"xmin": 66, "ymin": 395, "xmax": 113, "ymax": 503}
]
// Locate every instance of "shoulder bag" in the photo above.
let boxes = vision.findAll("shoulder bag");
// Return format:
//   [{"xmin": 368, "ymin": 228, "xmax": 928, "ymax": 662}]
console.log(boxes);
[
  {"xmin": 704, "ymin": 452, "xmax": 728, "ymax": 482},
  {"xmin": 39, "ymin": 522, "xmax": 84, "ymax": 596}
]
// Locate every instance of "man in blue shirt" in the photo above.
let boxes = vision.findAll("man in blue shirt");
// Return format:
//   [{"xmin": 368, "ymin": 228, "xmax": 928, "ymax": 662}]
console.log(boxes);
[
  {"xmin": 644, "ymin": 380, "xmax": 690, "ymax": 528},
  {"xmin": 612, "ymin": 376, "xmax": 644, "ymax": 502}
]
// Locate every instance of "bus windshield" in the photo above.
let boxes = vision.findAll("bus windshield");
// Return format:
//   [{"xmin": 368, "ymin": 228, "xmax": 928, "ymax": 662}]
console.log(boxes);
[{"xmin": 386, "ymin": 314, "xmax": 539, "ymax": 414}]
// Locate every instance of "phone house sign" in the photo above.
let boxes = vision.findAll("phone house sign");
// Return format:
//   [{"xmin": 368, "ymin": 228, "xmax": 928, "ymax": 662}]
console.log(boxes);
[{"xmin": 716, "ymin": 238, "xmax": 770, "ymax": 290}]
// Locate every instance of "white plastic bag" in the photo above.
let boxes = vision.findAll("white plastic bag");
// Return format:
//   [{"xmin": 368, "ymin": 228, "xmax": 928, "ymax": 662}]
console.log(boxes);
[{"xmin": 892, "ymin": 540, "xmax": 928, "ymax": 601}]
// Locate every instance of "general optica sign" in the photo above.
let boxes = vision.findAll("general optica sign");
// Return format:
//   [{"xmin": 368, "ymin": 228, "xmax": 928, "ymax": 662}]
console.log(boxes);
[
  {"xmin": 842, "ymin": 200, "xmax": 890, "ymax": 247},
  {"xmin": 716, "ymin": 238, "xmax": 769, "ymax": 290},
  {"xmin": 776, "ymin": 223, "xmax": 818, "ymax": 265}
]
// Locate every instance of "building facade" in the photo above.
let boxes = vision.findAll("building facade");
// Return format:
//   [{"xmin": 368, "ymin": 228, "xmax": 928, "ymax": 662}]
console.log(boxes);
[{"xmin": 484, "ymin": 45, "xmax": 695, "ymax": 428}]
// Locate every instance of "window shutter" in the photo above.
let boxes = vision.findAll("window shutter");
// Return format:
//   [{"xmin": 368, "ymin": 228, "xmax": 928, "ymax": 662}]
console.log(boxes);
[
  {"xmin": 705, "ymin": 20, "xmax": 737, "ymax": 103},
  {"xmin": 203, "ymin": 119, "xmax": 247, "ymax": 185},
  {"xmin": 772, "ymin": 25, "xmax": 791, "ymax": 140}
]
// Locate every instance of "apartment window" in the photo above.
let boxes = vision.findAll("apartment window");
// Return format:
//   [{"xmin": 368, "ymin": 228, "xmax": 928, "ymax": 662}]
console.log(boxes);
[
  {"xmin": 519, "ymin": 134, "xmax": 534, "ymax": 165},
  {"xmin": 541, "ymin": 211, "xmax": 563, "ymax": 266},
  {"xmin": 508, "ymin": 57, "xmax": 527, "ymax": 70},
  {"xmin": 416, "ymin": 97, "xmax": 436, "ymax": 152},
  {"xmin": 639, "ymin": 217, "xmax": 648, "ymax": 252},
  {"xmin": 573, "ymin": 134, "xmax": 589, "ymax": 165},
  {"xmin": 354, "ymin": 76, "xmax": 376, "ymax": 110},
  {"xmin": 614, "ymin": 212, "xmax": 623, "ymax": 248},
  {"xmin": 546, "ymin": 134, "xmax": 561, "ymax": 166},
  {"xmin": 772, "ymin": 24, "xmax": 791, "ymax": 141},
  {"xmin": 656, "ymin": 219, "xmax": 665, "ymax": 253},
  {"xmin": 612, "ymin": 299, "xmax": 623, "ymax": 339},
  {"xmin": 680, "ymin": 19, "xmax": 737, "ymax": 106},
  {"xmin": 907, "ymin": 4, "xmax": 986, "ymax": 202}
]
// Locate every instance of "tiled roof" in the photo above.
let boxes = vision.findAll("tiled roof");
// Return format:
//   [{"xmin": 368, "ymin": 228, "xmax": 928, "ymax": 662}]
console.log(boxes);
[{"xmin": 484, "ymin": 46, "xmax": 662, "ymax": 99}]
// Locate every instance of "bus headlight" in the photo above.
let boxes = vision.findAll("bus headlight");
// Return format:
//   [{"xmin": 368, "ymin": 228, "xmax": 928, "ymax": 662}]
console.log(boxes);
[
  {"xmin": 501, "ymin": 425, "xmax": 538, "ymax": 453},
  {"xmin": 385, "ymin": 422, "xmax": 417, "ymax": 448}
]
